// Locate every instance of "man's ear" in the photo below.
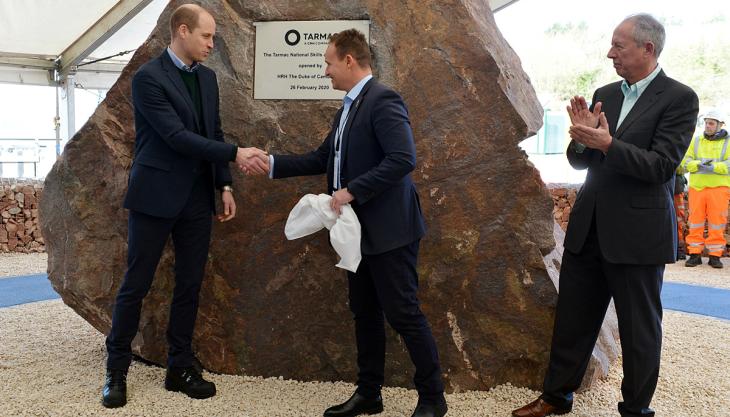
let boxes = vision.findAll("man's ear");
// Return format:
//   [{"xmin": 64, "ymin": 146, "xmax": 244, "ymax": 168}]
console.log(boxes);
[{"xmin": 645, "ymin": 41, "xmax": 655, "ymax": 57}]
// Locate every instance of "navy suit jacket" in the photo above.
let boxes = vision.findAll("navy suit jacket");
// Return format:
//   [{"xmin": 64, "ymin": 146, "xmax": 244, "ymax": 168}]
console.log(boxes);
[
  {"xmin": 564, "ymin": 70, "xmax": 698, "ymax": 264},
  {"xmin": 124, "ymin": 50, "xmax": 236, "ymax": 218},
  {"xmin": 273, "ymin": 79, "xmax": 426, "ymax": 255}
]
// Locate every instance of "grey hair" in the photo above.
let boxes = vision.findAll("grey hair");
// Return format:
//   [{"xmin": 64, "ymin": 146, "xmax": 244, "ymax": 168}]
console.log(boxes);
[{"xmin": 624, "ymin": 13, "xmax": 666, "ymax": 57}]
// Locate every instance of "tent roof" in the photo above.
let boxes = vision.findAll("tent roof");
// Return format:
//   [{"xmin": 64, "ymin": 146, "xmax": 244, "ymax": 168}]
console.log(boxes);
[{"xmin": 0, "ymin": 0, "xmax": 517, "ymax": 89}]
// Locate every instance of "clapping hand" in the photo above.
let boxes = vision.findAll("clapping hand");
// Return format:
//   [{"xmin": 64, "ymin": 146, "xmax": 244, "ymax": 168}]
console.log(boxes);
[
  {"xmin": 236, "ymin": 147, "xmax": 269, "ymax": 175},
  {"xmin": 567, "ymin": 96, "xmax": 602, "ymax": 128}
]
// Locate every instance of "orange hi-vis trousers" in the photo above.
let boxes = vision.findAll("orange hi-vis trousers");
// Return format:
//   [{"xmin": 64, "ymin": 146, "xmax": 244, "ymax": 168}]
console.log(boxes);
[
  {"xmin": 686, "ymin": 186, "xmax": 730, "ymax": 256},
  {"xmin": 673, "ymin": 193, "xmax": 687, "ymax": 251}
]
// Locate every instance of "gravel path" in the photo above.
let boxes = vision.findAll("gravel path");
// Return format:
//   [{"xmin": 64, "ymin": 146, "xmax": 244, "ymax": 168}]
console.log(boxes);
[
  {"xmin": 0, "ymin": 300, "xmax": 728, "ymax": 417},
  {"xmin": 0, "ymin": 252, "xmax": 47, "ymax": 278},
  {"xmin": 664, "ymin": 257, "xmax": 730, "ymax": 289}
]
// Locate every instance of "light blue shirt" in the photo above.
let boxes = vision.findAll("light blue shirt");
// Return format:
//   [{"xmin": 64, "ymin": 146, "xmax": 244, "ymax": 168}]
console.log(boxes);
[
  {"xmin": 269, "ymin": 74, "xmax": 373, "ymax": 185},
  {"xmin": 617, "ymin": 64, "xmax": 662, "ymax": 128},
  {"xmin": 167, "ymin": 47, "xmax": 199, "ymax": 72},
  {"xmin": 333, "ymin": 74, "xmax": 372, "ymax": 190}
]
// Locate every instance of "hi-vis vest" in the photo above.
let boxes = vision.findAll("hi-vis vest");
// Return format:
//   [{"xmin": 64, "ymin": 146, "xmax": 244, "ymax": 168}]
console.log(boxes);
[{"xmin": 681, "ymin": 132, "xmax": 730, "ymax": 190}]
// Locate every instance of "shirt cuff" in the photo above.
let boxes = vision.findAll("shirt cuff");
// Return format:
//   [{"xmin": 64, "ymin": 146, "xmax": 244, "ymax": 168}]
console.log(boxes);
[{"xmin": 268, "ymin": 155, "xmax": 275, "ymax": 179}]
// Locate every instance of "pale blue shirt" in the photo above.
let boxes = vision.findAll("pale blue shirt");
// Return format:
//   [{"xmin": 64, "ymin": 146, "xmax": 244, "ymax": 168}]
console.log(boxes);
[
  {"xmin": 616, "ymin": 64, "xmax": 662, "ymax": 128},
  {"xmin": 269, "ymin": 74, "xmax": 373, "ymax": 186},
  {"xmin": 167, "ymin": 47, "xmax": 199, "ymax": 72},
  {"xmin": 333, "ymin": 74, "xmax": 372, "ymax": 190}
]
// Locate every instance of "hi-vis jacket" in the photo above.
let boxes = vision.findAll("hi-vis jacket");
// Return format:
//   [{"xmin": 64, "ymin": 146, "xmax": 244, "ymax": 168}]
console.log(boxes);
[{"xmin": 681, "ymin": 129, "xmax": 730, "ymax": 190}]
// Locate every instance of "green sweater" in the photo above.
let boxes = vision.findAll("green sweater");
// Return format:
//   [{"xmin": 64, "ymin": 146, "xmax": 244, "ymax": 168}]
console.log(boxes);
[{"xmin": 178, "ymin": 68, "xmax": 203, "ymax": 132}]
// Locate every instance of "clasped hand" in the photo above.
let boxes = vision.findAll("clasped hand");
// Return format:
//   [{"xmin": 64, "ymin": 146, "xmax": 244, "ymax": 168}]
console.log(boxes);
[{"xmin": 236, "ymin": 147, "xmax": 269, "ymax": 175}]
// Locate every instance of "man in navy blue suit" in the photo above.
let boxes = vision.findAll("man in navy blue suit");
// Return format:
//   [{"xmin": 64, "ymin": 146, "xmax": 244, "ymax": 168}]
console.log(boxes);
[
  {"xmin": 263, "ymin": 29, "xmax": 447, "ymax": 417},
  {"xmin": 102, "ymin": 4, "xmax": 268, "ymax": 408}
]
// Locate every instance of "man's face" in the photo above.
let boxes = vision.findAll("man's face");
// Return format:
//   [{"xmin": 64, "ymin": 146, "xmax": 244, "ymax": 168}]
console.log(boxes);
[
  {"xmin": 607, "ymin": 21, "xmax": 653, "ymax": 83},
  {"xmin": 324, "ymin": 43, "xmax": 349, "ymax": 92},
  {"xmin": 704, "ymin": 118, "xmax": 720, "ymax": 136},
  {"xmin": 181, "ymin": 12, "xmax": 216, "ymax": 63}
]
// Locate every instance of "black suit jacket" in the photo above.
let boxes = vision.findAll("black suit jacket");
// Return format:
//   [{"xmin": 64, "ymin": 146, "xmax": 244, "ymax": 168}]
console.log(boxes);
[
  {"xmin": 123, "ymin": 50, "xmax": 236, "ymax": 218},
  {"xmin": 273, "ymin": 79, "xmax": 426, "ymax": 255},
  {"xmin": 565, "ymin": 70, "xmax": 698, "ymax": 264}
]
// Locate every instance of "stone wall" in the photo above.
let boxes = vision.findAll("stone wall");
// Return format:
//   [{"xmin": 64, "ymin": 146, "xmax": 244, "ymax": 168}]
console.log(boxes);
[
  {"xmin": 0, "ymin": 179, "xmax": 44, "ymax": 253},
  {"xmin": 547, "ymin": 183, "xmax": 730, "ymax": 256}
]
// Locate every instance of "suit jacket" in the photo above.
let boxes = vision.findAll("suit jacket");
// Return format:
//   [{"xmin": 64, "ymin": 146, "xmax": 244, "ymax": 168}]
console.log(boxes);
[
  {"xmin": 273, "ymin": 79, "xmax": 426, "ymax": 255},
  {"xmin": 124, "ymin": 50, "xmax": 236, "ymax": 219},
  {"xmin": 565, "ymin": 70, "xmax": 699, "ymax": 264}
]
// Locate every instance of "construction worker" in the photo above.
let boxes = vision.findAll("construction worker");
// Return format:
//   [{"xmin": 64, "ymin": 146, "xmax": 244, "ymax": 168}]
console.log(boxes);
[
  {"xmin": 673, "ymin": 167, "xmax": 688, "ymax": 260},
  {"xmin": 682, "ymin": 109, "xmax": 729, "ymax": 268}
]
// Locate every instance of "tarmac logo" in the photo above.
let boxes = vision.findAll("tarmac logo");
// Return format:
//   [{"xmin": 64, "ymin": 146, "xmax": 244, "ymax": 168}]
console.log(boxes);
[{"xmin": 285, "ymin": 29, "xmax": 301, "ymax": 46}]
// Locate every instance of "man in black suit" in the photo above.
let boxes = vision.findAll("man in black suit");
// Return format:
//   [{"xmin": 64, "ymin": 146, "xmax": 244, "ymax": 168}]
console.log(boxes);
[
  {"xmin": 102, "ymin": 4, "xmax": 268, "ymax": 408},
  {"xmin": 264, "ymin": 29, "xmax": 447, "ymax": 417},
  {"xmin": 513, "ymin": 14, "xmax": 698, "ymax": 417}
]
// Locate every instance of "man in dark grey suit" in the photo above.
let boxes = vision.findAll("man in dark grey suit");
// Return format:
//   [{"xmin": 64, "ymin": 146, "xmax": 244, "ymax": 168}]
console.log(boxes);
[
  {"xmin": 102, "ymin": 4, "xmax": 268, "ymax": 408},
  {"xmin": 513, "ymin": 14, "xmax": 698, "ymax": 417},
  {"xmin": 264, "ymin": 29, "xmax": 447, "ymax": 417}
]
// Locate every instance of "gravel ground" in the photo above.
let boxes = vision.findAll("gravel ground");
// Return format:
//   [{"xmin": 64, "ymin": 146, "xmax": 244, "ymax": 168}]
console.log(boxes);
[
  {"xmin": 0, "ymin": 300, "xmax": 728, "ymax": 417},
  {"xmin": 0, "ymin": 252, "xmax": 47, "ymax": 278},
  {"xmin": 664, "ymin": 257, "xmax": 730, "ymax": 289}
]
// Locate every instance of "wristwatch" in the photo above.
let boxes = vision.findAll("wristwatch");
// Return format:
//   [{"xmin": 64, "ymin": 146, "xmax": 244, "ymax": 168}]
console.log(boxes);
[{"xmin": 221, "ymin": 185, "xmax": 234, "ymax": 193}]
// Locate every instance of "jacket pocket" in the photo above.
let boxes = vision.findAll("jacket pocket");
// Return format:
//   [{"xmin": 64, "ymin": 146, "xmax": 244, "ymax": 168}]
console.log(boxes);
[
  {"xmin": 630, "ymin": 195, "xmax": 668, "ymax": 209},
  {"xmin": 135, "ymin": 155, "xmax": 172, "ymax": 172}
]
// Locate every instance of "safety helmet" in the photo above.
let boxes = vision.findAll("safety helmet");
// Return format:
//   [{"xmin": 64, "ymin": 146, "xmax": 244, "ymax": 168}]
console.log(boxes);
[{"xmin": 703, "ymin": 109, "xmax": 726, "ymax": 124}]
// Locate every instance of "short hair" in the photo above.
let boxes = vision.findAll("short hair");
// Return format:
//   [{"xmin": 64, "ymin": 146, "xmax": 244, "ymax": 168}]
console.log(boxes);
[
  {"xmin": 624, "ymin": 13, "xmax": 666, "ymax": 58},
  {"xmin": 170, "ymin": 4, "xmax": 203, "ymax": 39},
  {"xmin": 329, "ymin": 29, "xmax": 371, "ymax": 68}
]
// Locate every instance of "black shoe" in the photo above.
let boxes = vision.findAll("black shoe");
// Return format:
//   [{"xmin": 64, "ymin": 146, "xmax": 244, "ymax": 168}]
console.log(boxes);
[
  {"xmin": 411, "ymin": 401, "xmax": 448, "ymax": 417},
  {"xmin": 677, "ymin": 251, "xmax": 686, "ymax": 260},
  {"xmin": 165, "ymin": 366, "xmax": 216, "ymax": 399},
  {"xmin": 323, "ymin": 392, "xmax": 384, "ymax": 417},
  {"xmin": 102, "ymin": 369, "xmax": 127, "ymax": 408},
  {"xmin": 709, "ymin": 256, "xmax": 724, "ymax": 269},
  {"xmin": 685, "ymin": 254, "xmax": 702, "ymax": 267}
]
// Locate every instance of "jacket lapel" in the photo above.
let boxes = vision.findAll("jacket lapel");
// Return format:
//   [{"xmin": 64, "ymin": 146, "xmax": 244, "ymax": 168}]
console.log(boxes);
[
  {"xmin": 613, "ymin": 71, "xmax": 667, "ymax": 139},
  {"xmin": 603, "ymin": 85, "xmax": 623, "ymax": 136},
  {"xmin": 161, "ymin": 50, "xmax": 201, "ymax": 130},
  {"xmin": 340, "ymin": 79, "xmax": 373, "ymax": 169},
  {"xmin": 197, "ymin": 68, "xmax": 212, "ymax": 137}
]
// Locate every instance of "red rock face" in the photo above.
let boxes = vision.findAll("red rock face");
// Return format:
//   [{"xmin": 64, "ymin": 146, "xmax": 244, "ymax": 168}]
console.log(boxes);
[{"xmin": 40, "ymin": 0, "xmax": 618, "ymax": 391}]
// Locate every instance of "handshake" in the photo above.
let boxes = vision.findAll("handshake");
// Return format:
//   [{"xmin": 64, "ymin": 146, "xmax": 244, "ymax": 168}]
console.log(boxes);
[{"xmin": 235, "ymin": 147, "xmax": 270, "ymax": 176}]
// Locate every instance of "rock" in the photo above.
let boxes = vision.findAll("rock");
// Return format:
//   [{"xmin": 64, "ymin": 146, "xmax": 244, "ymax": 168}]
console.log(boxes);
[
  {"xmin": 40, "ymin": 0, "xmax": 618, "ymax": 392},
  {"xmin": 8, "ymin": 207, "xmax": 20, "ymax": 215},
  {"xmin": 0, "ymin": 229, "xmax": 7, "ymax": 244}
]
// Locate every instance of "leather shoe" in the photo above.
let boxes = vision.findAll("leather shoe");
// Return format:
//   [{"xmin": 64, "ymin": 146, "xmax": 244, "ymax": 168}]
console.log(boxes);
[
  {"xmin": 102, "ymin": 369, "xmax": 127, "ymax": 408},
  {"xmin": 512, "ymin": 398, "xmax": 571, "ymax": 417},
  {"xmin": 411, "ymin": 401, "xmax": 448, "ymax": 417},
  {"xmin": 165, "ymin": 366, "xmax": 216, "ymax": 399},
  {"xmin": 323, "ymin": 392, "xmax": 384, "ymax": 417}
]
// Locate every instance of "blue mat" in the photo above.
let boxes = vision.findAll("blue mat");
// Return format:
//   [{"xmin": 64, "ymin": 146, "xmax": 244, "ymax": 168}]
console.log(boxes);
[
  {"xmin": 662, "ymin": 282, "xmax": 730, "ymax": 321},
  {"xmin": 0, "ymin": 274, "xmax": 60, "ymax": 308}
]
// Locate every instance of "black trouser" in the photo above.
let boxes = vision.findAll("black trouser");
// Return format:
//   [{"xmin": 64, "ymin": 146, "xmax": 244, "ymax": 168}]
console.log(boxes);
[
  {"xmin": 106, "ymin": 175, "xmax": 212, "ymax": 370},
  {"xmin": 542, "ymin": 222, "xmax": 664, "ymax": 417},
  {"xmin": 347, "ymin": 240, "xmax": 445, "ymax": 405}
]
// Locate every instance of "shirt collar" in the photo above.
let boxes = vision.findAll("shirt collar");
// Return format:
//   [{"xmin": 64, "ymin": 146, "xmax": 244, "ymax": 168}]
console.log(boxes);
[
  {"xmin": 344, "ymin": 74, "xmax": 373, "ymax": 104},
  {"xmin": 621, "ymin": 64, "xmax": 661, "ymax": 97},
  {"xmin": 167, "ymin": 47, "xmax": 199, "ymax": 72}
]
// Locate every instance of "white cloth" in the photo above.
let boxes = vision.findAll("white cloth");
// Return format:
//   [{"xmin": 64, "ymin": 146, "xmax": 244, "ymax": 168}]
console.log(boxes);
[{"xmin": 284, "ymin": 194, "xmax": 362, "ymax": 272}]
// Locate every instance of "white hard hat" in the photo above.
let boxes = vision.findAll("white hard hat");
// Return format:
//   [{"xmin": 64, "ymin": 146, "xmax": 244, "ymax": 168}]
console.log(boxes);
[{"xmin": 703, "ymin": 109, "xmax": 726, "ymax": 124}]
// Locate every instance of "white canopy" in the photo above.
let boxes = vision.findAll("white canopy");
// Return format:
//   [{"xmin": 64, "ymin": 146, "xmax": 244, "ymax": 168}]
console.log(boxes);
[{"xmin": 0, "ymin": 0, "xmax": 168, "ymax": 88}]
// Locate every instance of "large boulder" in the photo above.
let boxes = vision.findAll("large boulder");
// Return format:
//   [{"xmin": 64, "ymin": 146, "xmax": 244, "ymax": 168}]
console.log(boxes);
[{"xmin": 40, "ymin": 0, "xmax": 618, "ymax": 391}]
